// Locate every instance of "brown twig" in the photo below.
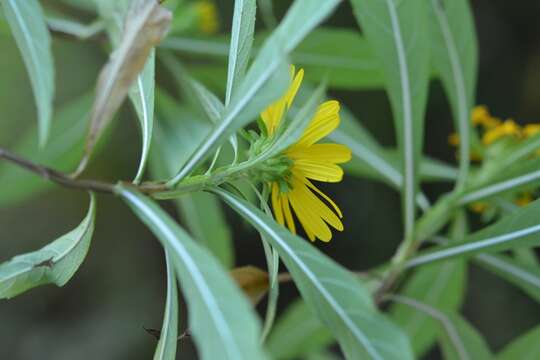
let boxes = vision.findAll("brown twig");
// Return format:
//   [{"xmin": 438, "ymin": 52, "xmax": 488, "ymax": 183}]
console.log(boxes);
[{"xmin": 0, "ymin": 147, "xmax": 116, "ymax": 194}]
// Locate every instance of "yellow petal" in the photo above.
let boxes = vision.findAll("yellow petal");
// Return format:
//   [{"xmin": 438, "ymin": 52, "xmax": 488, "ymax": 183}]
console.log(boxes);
[
  {"xmin": 284, "ymin": 67, "xmax": 304, "ymax": 108},
  {"xmin": 260, "ymin": 66, "xmax": 304, "ymax": 136},
  {"xmin": 271, "ymin": 182, "xmax": 284, "ymax": 225},
  {"xmin": 297, "ymin": 100, "xmax": 340, "ymax": 146},
  {"xmin": 293, "ymin": 160, "xmax": 344, "ymax": 183},
  {"xmin": 287, "ymin": 143, "xmax": 351, "ymax": 164},
  {"xmin": 293, "ymin": 176, "xmax": 343, "ymax": 232},
  {"xmin": 301, "ymin": 176, "xmax": 343, "ymax": 218},
  {"xmin": 281, "ymin": 193, "xmax": 296, "ymax": 234},
  {"xmin": 261, "ymin": 100, "xmax": 287, "ymax": 136},
  {"xmin": 288, "ymin": 183, "xmax": 332, "ymax": 242}
]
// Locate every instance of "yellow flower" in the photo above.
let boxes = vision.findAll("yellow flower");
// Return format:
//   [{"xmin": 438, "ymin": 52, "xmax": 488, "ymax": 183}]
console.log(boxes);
[
  {"xmin": 262, "ymin": 67, "xmax": 351, "ymax": 242},
  {"xmin": 482, "ymin": 119, "xmax": 520, "ymax": 145},
  {"xmin": 195, "ymin": 0, "xmax": 219, "ymax": 34},
  {"xmin": 523, "ymin": 124, "xmax": 540, "ymax": 138},
  {"xmin": 471, "ymin": 105, "xmax": 500, "ymax": 129}
]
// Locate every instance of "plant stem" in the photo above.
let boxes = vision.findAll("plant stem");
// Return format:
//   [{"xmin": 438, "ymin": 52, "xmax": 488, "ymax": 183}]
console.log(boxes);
[{"xmin": 0, "ymin": 147, "xmax": 116, "ymax": 194}]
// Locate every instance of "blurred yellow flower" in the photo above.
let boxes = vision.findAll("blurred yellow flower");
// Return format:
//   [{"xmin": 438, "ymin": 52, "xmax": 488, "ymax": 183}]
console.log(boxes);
[
  {"xmin": 523, "ymin": 124, "xmax": 540, "ymax": 138},
  {"xmin": 482, "ymin": 119, "xmax": 520, "ymax": 145},
  {"xmin": 471, "ymin": 105, "xmax": 500, "ymax": 129},
  {"xmin": 195, "ymin": 0, "xmax": 219, "ymax": 34},
  {"xmin": 262, "ymin": 67, "xmax": 351, "ymax": 242}
]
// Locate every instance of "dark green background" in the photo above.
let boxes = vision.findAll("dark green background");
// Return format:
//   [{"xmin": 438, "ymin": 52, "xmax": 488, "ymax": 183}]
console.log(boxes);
[{"xmin": 1, "ymin": 1, "xmax": 539, "ymax": 358}]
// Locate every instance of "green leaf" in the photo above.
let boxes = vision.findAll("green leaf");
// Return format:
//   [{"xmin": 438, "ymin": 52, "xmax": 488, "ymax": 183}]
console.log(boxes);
[
  {"xmin": 168, "ymin": 0, "xmax": 341, "ymax": 185},
  {"xmin": 474, "ymin": 253, "xmax": 540, "ymax": 303},
  {"xmin": 437, "ymin": 312, "xmax": 492, "ymax": 360},
  {"xmin": 0, "ymin": 194, "xmax": 96, "ymax": 299},
  {"xmin": 78, "ymin": 0, "xmax": 170, "ymax": 175},
  {"xmin": 0, "ymin": 93, "xmax": 93, "ymax": 208},
  {"xmin": 160, "ymin": 54, "xmax": 238, "ymax": 161},
  {"xmin": 94, "ymin": 0, "xmax": 160, "ymax": 183},
  {"xmin": 161, "ymin": 27, "xmax": 386, "ymax": 90},
  {"xmin": 267, "ymin": 300, "xmax": 333, "ymax": 360},
  {"xmin": 289, "ymin": 28, "xmax": 383, "ymax": 89},
  {"xmin": 176, "ymin": 192, "xmax": 235, "ymax": 268},
  {"xmin": 390, "ymin": 261, "xmax": 466, "ymax": 357},
  {"xmin": 429, "ymin": 0, "xmax": 478, "ymax": 189},
  {"xmin": 153, "ymin": 250, "xmax": 179, "ymax": 360},
  {"xmin": 217, "ymin": 189, "xmax": 414, "ymax": 360},
  {"xmin": 130, "ymin": 52, "xmax": 156, "ymax": 183},
  {"xmin": 407, "ymin": 198, "xmax": 540, "ymax": 267},
  {"xmin": 460, "ymin": 158, "xmax": 540, "ymax": 205},
  {"xmin": 226, "ymin": 0, "xmax": 256, "ymax": 105},
  {"xmin": 149, "ymin": 92, "xmax": 234, "ymax": 267},
  {"xmin": 1, "ymin": 0, "xmax": 55, "ymax": 146},
  {"xmin": 497, "ymin": 324, "xmax": 540, "ymax": 360},
  {"xmin": 351, "ymin": 0, "xmax": 430, "ymax": 239},
  {"xmin": 118, "ymin": 187, "xmax": 268, "ymax": 360}
]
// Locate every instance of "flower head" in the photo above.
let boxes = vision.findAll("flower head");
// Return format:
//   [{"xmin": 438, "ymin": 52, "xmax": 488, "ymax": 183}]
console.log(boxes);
[{"xmin": 260, "ymin": 67, "xmax": 351, "ymax": 242}]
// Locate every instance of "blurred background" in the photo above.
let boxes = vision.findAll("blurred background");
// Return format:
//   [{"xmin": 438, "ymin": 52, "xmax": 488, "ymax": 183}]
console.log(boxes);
[{"xmin": 1, "ymin": 0, "xmax": 540, "ymax": 359}]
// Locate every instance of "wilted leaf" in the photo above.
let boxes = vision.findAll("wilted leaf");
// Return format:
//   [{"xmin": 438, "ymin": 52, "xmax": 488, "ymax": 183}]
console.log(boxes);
[
  {"xmin": 77, "ymin": 0, "xmax": 171, "ymax": 175},
  {"xmin": 231, "ymin": 266, "xmax": 269, "ymax": 304}
]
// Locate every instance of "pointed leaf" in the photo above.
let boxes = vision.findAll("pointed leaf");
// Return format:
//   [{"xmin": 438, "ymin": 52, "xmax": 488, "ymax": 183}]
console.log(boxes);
[
  {"xmin": 0, "ymin": 194, "xmax": 96, "ymax": 299},
  {"xmin": 226, "ymin": 0, "xmax": 257, "ymax": 105},
  {"xmin": 351, "ymin": 0, "xmax": 430, "ymax": 239},
  {"xmin": 118, "ymin": 187, "xmax": 268, "ymax": 360},
  {"xmin": 408, "ymin": 199, "xmax": 540, "ymax": 267},
  {"xmin": 78, "ymin": 0, "xmax": 171, "ymax": 174},
  {"xmin": 153, "ymin": 250, "xmax": 179, "ymax": 360},
  {"xmin": 1, "ymin": 0, "xmax": 54, "ymax": 145},
  {"xmin": 217, "ymin": 189, "xmax": 414, "ymax": 360},
  {"xmin": 429, "ymin": 0, "xmax": 478, "ymax": 188}
]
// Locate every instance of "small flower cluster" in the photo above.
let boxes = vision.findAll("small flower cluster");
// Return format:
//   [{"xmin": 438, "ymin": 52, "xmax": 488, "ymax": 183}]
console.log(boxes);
[{"xmin": 449, "ymin": 106, "xmax": 540, "ymax": 215}]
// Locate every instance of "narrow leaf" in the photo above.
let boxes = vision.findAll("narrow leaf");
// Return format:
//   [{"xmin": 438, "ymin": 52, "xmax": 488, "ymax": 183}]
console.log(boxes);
[
  {"xmin": 429, "ymin": 0, "xmax": 478, "ymax": 189},
  {"xmin": 217, "ymin": 189, "xmax": 414, "ymax": 360},
  {"xmin": 77, "ymin": 0, "xmax": 171, "ymax": 174},
  {"xmin": 407, "ymin": 199, "xmax": 540, "ymax": 267},
  {"xmin": 351, "ymin": 0, "xmax": 430, "ymax": 239},
  {"xmin": 118, "ymin": 187, "xmax": 268, "ymax": 360},
  {"xmin": 153, "ymin": 249, "xmax": 179, "ymax": 360},
  {"xmin": 131, "ymin": 52, "xmax": 156, "ymax": 183},
  {"xmin": 168, "ymin": 0, "xmax": 340, "ymax": 185},
  {"xmin": 0, "ymin": 194, "xmax": 96, "ymax": 299},
  {"xmin": 1, "ymin": 0, "xmax": 54, "ymax": 145},
  {"xmin": 226, "ymin": 0, "xmax": 257, "ymax": 105}
]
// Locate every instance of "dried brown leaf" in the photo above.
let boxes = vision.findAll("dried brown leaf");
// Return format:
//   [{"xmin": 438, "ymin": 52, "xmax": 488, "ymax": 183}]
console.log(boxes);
[
  {"xmin": 230, "ymin": 265, "xmax": 270, "ymax": 304},
  {"xmin": 75, "ymin": 0, "xmax": 171, "ymax": 176}
]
